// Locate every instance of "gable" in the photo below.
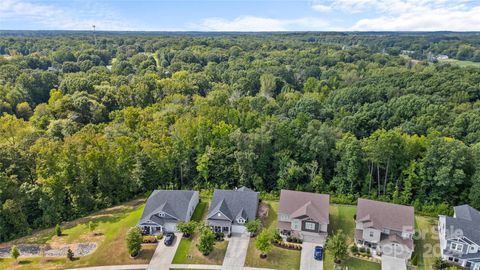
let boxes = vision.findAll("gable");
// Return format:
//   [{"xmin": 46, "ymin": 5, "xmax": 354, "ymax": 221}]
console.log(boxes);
[{"xmin": 209, "ymin": 211, "xmax": 231, "ymax": 221}]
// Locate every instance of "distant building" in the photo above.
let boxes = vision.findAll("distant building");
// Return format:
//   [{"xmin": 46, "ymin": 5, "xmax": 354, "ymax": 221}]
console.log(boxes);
[{"xmin": 437, "ymin": 54, "xmax": 449, "ymax": 60}]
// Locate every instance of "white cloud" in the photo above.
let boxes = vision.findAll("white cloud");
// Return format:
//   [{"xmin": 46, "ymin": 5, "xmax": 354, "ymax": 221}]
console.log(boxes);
[
  {"xmin": 197, "ymin": 16, "xmax": 330, "ymax": 31},
  {"xmin": 312, "ymin": 4, "xmax": 332, "ymax": 12},
  {"xmin": 351, "ymin": 5, "xmax": 480, "ymax": 31},
  {"xmin": 0, "ymin": 0, "xmax": 141, "ymax": 30}
]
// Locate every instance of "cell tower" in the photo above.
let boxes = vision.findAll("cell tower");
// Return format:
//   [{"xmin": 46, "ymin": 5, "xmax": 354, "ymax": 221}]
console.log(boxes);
[{"xmin": 92, "ymin": 25, "xmax": 97, "ymax": 46}]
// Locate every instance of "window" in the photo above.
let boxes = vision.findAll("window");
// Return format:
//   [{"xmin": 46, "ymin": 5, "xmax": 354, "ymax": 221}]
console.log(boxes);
[
  {"xmin": 450, "ymin": 242, "xmax": 463, "ymax": 252},
  {"xmin": 369, "ymin": 231, "xmax": 374, "ymax": 237},
  {"xmin": 237, "ymin": 218, "xmax": 246, "ymax": 224},
  {"xmin": 159, "ymin": 213, "xmax": 165, "ymax": 217},
  {"xmin": 305, "ymin": 222, "xmax": 316, "ymax": 230}
]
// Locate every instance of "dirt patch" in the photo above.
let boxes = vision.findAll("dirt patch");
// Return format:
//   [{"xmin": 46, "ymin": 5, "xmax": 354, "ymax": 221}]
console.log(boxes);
[
  {"xmin": 257, "ymin": 202, "xmax": 270, "ymax": 222},
  {"xmin": 0, "ymin": 243, "xmax": 97, "ymax": 258}
]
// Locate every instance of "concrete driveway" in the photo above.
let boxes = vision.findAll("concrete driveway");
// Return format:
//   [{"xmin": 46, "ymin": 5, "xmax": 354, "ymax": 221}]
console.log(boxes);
[
  {"xmin": 300, "ymin": 242, "xmax": 323, "ymax": 270},
  {"xmin": 381, "ymin": 255, "xmax": 406, "ymax": 270},
  {"xmin": 221, "ymin": 233, "xmax": 250, "ymax": 270},
  {"xmin": 147, "ymin": 233, "xmax": 182, "ymax": 270}
]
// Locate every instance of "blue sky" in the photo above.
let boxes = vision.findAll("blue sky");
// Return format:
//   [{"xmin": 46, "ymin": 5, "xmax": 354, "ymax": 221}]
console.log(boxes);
[{"xmin": 1, "ymin": 0, "xmax": 480, "ymax": 31}]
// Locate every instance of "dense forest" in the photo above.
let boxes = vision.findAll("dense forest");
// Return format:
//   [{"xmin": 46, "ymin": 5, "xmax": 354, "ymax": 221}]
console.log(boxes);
[{"xmin": 1, "ymin": 32, "xmax": 480, "ymax": 242}]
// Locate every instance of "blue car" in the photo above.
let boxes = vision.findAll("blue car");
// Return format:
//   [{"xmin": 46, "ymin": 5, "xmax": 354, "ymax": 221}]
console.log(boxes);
[{"xmin": 314, "ymin": 246, "xmax": 323, "ymax": 261}]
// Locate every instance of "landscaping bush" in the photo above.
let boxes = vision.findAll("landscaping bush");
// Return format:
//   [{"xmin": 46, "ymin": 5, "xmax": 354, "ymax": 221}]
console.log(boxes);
[
  {"xmin": 155, "ymin": 234, "xmax": 163, "ymax": 240},
  {"xmin": 350, "ymin": 245, "xmax": 358, "ymax": 254},
  {"xmin": 55, "ymin": 224, "xmax": 62, "ymax": 236},
  {"xmin": 215, "ymin": 232, "xmax": 225, "ymax": 241},
  {"xmin": 142, "ymin": 235, "xmax": 158, "ymax": 243}
]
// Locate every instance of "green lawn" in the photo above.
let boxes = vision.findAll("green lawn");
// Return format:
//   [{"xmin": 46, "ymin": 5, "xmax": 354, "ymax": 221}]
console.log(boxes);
[
  {"xmin": 0, "ymin": 198, "xmax": 155, "ymax": 270},
  {"xmin": 245, "ymin": 200, "xmax": 301, "ymax": 270},
  {"xmin": 439, "ymin": 59, "xmax": 480, "ymax": 68},
  {"xmin": 413, "ymin": 215, "xmax": 439, "ymax": 270},
  {"xmin": 172, "ymin": 200, "xmax": 228, "ymax": 265}
]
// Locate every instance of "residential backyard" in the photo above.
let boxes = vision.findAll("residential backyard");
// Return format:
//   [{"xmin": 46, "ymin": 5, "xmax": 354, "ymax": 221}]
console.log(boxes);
[
  {"xmin": 171, "ymin": 200, "xmax": 228, "ymax": 265},
  {"xmin": 413, "ymin": 215, "xmax": 440, "ymax": 270}
]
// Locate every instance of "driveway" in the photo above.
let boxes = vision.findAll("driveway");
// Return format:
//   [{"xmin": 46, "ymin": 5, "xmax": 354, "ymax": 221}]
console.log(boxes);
[
  {"xmin": 147, "ymin": 233, "xmax": 182, "ymax": 270},
  {"xmin": 381, "ymin": 255, "xmax": 406, "ymax": 270},
  {"xmin": 221, "ymin": 233, "xmax": 250, "ymax": 270},
  {"xmin": 300, "ymin": 242, "xmax": 323, "ymax": 270}
]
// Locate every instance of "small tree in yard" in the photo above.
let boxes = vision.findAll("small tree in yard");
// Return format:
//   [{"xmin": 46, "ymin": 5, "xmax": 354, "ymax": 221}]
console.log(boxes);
[
  {"xmin": 126, "ymin": 227, "xmax": 143, "ymax": 257},
  {"xmin": 177, "ymin": 221, "xmax": 197, "ymax": 238},
  {"xmin": 326, "ymin": 230, "xmax": 348, "ymax": 265},
  {"xmin": 255, "ymin": 229, "xmax": 273, "ymax": 259},
  {"xmin": 246, "ymin": 219, "xmax": 262, "ymax": 236},
  {"xmin": 67, "ymin": 248, "xmax": 74, "ymax": 261},
  {"xmin": 197, "ymin": 226, "xmax": 216, "ymax": 256},
  {"xmin": 11, "ymin": 245, "xmax": 20, "ymax": 262},
  {"xmin": 55, "ymin": 224, "xmax": 62, "ymax": 236},
  {"xmin": 88, "ymin": 221, "xmax": 98, "ymax": 236}
]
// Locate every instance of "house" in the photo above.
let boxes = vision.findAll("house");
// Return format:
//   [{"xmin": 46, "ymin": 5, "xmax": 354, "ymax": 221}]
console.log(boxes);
[
  {"xmin": 277, "ymin": 190, "xmax": 329, "ymax": 243},
  {"xmin": 206, "ymin": 186, "xmax": 259, "ymax": 235},
  {"xmin": 355, "ymin": 198, "xmax": 415, "ymax": 260},
  {"xmin": 439, "ymin": 205, "xmax": 480, "ymax": 269},
  {"xmin": 138, "ymin": 190, "xmax": 199, "ymax": 234}
]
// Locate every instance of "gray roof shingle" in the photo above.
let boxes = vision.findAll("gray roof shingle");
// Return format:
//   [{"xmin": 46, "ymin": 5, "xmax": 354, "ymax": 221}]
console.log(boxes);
[
  {"xmin": 207, "ymin": 187, "xmax": 259, "ymax": 225},
  {"xmin": 446, "ymin": 205, "xmax": 480, "ymax": 245},
  {"xmin": 356, "ymin": 198, "xmax": 414, "ymax": 233},
  {"xmin": 278, "ymin": 190, "xmax": 330, "ymax": 224},
  {"xmin": 139, "ymin": 190, "xmax": 197, "ymax": 225}
]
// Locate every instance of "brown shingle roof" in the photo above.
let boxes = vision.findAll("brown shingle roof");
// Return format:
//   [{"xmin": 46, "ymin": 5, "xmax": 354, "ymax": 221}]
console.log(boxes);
[
  {"xmin": 356, "ymin": 198, "xmax": 414, "ymax": 233},
  {"xmin": 278, "ymin": 190, "xmax": 330, "ymax": 224}
]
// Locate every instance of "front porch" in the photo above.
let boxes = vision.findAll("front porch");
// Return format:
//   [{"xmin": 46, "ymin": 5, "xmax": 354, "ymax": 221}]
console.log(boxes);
[
  {"xmin": 141, "ymin": 225, "xmax": 164, "ymax": 235},
  {"xmin": 208, "ymin": 219, "xmax": 231, "ymax": 235}
]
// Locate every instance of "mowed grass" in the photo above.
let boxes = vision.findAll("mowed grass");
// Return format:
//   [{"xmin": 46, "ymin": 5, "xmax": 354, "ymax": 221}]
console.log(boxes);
[
  {"xmin": 414, "ymin": 216, "xmax": 440, "ymax": 270},
  {"xmin": 0, "ymin": 198, "xmax": 155, "ymax": 270},
  {"xmin": 172, "ymin": 200, "xmax": 228, "ymax": 265},
  {"xmin": 439, "ymin": 59, "xmax": 480, "ymax": 68},
  {"xmin": 245, "ymin": 201, "xmax": 301, "ymax": 270}
]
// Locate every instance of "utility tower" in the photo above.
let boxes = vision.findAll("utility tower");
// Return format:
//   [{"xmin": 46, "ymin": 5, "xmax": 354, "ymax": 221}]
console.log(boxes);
[{"xmin": 92, "ymin": 25, "xmax": 97, "ymax": 46}]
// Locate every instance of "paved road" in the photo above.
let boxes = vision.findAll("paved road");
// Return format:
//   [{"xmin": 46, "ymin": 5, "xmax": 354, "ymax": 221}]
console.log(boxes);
[
  {"xmin": 381, "ymin": 255, "xmax": 406, "ymax": 270},
  {"xmin": 147, "ymin": 233, "xmax": 182, "ymax": 270},
  {"xmin": 300, "ymin": 242, "xmax": 323, "ymax": 270},
  {"xmin": 69, "ymin": 265, "xmax": 148, "ymax": 270},
  {"xmin": 221, "ymin": 233, "xmax": 250, "ymax": 270}
]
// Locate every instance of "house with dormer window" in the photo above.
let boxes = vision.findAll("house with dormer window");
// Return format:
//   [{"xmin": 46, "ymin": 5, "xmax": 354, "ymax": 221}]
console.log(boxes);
[
  {"xmin": 206, "ymin": 187, "xmax": 259, "ymax": 235},
  {"xmin": 138, "ymin": 190, "xmax": 199, "ymax": 234},
  {"xmin": 439, "ymin": 205, "xmax": 480, "ymax": 269},
  {"xmin": 277, "ymin": 190, "xmax": 330, "ymax": 243}
]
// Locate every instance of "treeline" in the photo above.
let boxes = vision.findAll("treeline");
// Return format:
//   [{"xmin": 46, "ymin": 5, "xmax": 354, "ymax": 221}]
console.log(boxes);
[{"xmin": 1, "ymin": 34, "xmax": 480, "ymax": 242}]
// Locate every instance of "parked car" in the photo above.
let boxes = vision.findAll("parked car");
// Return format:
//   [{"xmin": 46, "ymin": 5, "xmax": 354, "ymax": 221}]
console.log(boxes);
[
  {"xmin": 314, "ymin": 246, "xmax": 323, "ymax": 261},
  {"xmin": 164, "ymin": 232, "xmax": 176, "ymax": 246}
]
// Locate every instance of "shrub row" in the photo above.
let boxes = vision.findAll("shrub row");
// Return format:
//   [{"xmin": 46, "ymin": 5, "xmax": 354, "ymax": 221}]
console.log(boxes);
[{"xmin": 273, "ymin": 239, "xmax": 302, "ymax": 250}]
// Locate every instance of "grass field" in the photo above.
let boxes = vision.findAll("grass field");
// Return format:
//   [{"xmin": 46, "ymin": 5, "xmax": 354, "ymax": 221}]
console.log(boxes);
[
  {"xmin": 245, "ymin": 201, "xmax": 301, "ymax": 270},
  {"xmin": 439, "ymin": 59, "xmax": 480, "ymax": 68},
  {"xmin": 0, "ymin": 198, "xmax": 155, "ymax": 270},
  {"xmin": 172, "ymin": 200, "xmax": 228, "ymax": 265}
]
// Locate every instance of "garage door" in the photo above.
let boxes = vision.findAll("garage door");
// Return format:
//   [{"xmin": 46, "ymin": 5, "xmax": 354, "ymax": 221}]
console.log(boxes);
[
  {"xmin": 164, "ymin": 223, "xmax": 177, "ymax": 232},
  {"xmin": 232, "ymin": 225, "xmax": 246, "ymax": 234}
]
